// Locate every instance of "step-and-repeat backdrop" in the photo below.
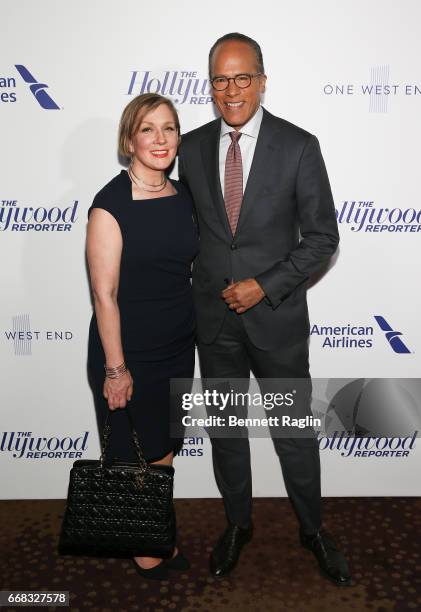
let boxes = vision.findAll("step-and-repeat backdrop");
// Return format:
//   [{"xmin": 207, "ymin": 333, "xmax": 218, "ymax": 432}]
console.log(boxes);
[{"xmin": 2, "ymin": 0, "xmax": 420, "ymax": 499}]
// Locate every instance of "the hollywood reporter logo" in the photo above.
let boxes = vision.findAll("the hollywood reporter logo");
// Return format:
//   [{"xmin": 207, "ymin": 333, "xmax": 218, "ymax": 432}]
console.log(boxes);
[
  {"xmin": 0, "ymin": 431, "xmax": 89, "ymax": 459},
  {"xmin": 0, "ymin": 199, "xmax": 78, "ymax": 232},
  {"xmin": 128, "ymin": 70, "xmax": 212, "ymax": 105},
  {"xmin": 336, "ymin": 200, "xmax": 421, "ymax": 233},
  {"xmin": 316, "ymin": 378, "xmax": 419, "ymax": 458}
]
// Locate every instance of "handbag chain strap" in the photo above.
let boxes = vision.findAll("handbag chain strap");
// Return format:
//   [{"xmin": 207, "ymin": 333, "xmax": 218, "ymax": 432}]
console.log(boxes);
[{"xmin": 99, "ymin": 408, "xmax": 149, "ymax": 479}]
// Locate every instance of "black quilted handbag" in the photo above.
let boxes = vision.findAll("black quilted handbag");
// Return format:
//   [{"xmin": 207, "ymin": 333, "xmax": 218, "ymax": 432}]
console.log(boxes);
[{"xmin": 58, "ymin": 410, "xmax": 176, "ymax": 558}]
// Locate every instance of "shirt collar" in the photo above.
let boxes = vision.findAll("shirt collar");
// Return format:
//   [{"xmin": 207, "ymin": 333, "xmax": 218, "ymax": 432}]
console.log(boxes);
[{"xmin": 220, "ymin": 105, "xmax": 263, "ymax": 139}]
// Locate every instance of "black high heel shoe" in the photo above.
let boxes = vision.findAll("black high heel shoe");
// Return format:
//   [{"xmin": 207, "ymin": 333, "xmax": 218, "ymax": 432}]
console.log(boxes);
[
  {"xmin": 132, "ymin": 558, "xmax": 169, "ymax": 580},
  {"xmin": 165, "ymin": 549, "xmax": 190, "ymax": 571}
]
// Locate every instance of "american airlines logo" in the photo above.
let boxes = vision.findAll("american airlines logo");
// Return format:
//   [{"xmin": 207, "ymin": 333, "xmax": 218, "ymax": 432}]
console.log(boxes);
[
  {"xmin": 14, "ymin": 65, "xmax": 60, "ymax": 110},
  {"xmin": 374, "ymin": 316, "xmax": 411, "ymax": 354},
  {"xmin": 310, "ymin": 315, "xmax": 412, "ymax": 354}
]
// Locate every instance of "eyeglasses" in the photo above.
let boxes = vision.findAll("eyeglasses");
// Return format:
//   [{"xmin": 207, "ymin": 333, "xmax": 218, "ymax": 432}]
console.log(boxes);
[{"xmin": 210, "ymin": 73, "xmax": 263, "ymax": 91}]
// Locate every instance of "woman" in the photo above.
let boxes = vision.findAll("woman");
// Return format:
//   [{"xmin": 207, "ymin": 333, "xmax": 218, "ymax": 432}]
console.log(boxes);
[{"xmin": 86, "ymin": 93, "xmax": 198, "ymax": 580}]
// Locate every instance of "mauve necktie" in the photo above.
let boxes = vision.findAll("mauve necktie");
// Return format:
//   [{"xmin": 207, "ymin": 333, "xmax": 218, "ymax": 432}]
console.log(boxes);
[{"xmin": 224, "ymin": 131, "xmax": 243, "ymax": 235}]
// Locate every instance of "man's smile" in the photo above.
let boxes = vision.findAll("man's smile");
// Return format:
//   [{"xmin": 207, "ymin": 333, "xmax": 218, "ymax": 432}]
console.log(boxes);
[{"xmin": 225, "ymin": 101, "xmax": 245, "ymax": 109}]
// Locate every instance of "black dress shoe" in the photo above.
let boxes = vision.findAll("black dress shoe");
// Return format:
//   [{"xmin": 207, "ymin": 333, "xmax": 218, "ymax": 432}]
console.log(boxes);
[
  {"xmin": 300, "ymin": 530, "xmax": 352, "ymax": 586},
  {"xmin": 210, "ymin": 523, "xmax": 253, "ymax": 576},
  {"xmin": 165, "ymin": 550, "xmax": 190, "ymax": 571},
  {"xmin": 132, "ymin": 558, "xmax": 169, "ymax": 581}
]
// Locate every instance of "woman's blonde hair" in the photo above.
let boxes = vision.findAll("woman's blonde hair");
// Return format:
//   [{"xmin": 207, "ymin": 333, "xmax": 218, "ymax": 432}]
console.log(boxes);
[{"xmin": 118, "ymin": 93, "xmax": 180, "ymax": 157}]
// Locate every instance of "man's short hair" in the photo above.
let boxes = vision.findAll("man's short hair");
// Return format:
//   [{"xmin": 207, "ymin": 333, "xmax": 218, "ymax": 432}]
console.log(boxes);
[
  {"xmin": 208, "ymin": 33, "xmax": 265, "ymax": 77},
  {"xmin": 118, "ymin": 93, "xmax": 180, "ymax": 158}
]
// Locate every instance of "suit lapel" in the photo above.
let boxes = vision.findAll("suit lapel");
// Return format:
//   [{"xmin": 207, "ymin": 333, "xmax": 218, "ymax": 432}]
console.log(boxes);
[
  {"xmin": 235, "ymin": 108, "xmax": 279, "ymax": 235},
  {"xmin": 200, "ymin": 119, "xmax": 233, "ymax": 238}
]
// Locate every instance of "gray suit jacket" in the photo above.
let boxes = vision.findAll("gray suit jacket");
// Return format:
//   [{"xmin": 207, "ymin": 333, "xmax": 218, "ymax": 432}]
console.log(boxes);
[{"xmin": 178, "ymin": 107, "xmax": 339, "ymax": 350}]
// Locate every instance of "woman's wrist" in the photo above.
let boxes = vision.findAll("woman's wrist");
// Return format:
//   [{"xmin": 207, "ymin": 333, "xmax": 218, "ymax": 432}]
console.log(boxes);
[{"xmin": 104, "ymin": 361, "xmax": 127, "ymax": 379}]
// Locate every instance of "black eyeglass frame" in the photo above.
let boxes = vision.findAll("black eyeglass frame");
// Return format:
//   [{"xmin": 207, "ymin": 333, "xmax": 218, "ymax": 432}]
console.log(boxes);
[{"xmin": 210, "ymin": 73, "xmax": 264, "ymax": 91}]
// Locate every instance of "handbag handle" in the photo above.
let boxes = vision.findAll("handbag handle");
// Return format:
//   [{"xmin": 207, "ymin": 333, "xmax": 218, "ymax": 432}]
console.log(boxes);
[{"xmin": 99, "ymin": 407, "xmax": 148, "ymax": 473}]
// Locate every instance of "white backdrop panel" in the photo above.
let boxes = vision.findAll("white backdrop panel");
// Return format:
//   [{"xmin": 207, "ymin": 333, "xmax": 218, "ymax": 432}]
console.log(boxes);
[{"xmin": 1, "ymin": 0, "xmax": 420, "ymax": 499}]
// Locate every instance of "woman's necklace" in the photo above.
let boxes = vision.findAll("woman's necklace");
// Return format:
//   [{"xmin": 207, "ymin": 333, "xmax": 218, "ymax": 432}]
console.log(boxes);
[{"xmin": 128, "ymin": 164, "xmax": 167, "ymax": 193}]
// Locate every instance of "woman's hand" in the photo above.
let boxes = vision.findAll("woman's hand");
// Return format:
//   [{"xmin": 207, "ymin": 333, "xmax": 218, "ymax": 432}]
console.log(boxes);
[{"xmin": 103, "ymin": 370, "xmax": 133, "ymax": 410}]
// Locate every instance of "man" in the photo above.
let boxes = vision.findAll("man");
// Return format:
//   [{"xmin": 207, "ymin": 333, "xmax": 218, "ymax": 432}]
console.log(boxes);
[{"xmin": 178, "ymin": 33, "xmax": 351, "ymax": 585}]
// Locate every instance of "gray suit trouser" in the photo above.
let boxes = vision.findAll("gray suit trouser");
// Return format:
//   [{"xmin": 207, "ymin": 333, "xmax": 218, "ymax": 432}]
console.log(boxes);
[{"xmin": 198, "ymin": 310, "xmax": 322, "ymax": 534}]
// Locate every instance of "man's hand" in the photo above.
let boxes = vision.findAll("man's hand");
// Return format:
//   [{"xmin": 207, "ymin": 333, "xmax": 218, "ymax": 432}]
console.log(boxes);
[{"xmin": 222, "ymin": 279, "xmax": 265, "ymax": 314}]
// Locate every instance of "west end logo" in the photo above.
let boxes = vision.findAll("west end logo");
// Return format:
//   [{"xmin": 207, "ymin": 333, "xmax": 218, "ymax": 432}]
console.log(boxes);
[
  {"xmin": 4, "ymin": 315, "xmax": 73, "ymax": 356},
  {"xmin": 311, "ymin": 316, "xmax": 411, "ymax": 353},
  {"xmin": 323, "ymin": 65, "xmax": 421, "ymax": 113},
  {"xmin": 0, "ymin": 65, "xmax": 60, "ymax": 109},
  {"xmin": 127, "ymin": 71, "xmax": 212, "ymax": 105}
]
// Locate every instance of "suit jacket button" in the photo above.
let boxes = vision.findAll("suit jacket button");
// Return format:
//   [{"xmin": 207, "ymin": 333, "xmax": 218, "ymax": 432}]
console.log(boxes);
[{"xmin": 230, "ymin": 243, "xmax": 237, "ymax": 250}]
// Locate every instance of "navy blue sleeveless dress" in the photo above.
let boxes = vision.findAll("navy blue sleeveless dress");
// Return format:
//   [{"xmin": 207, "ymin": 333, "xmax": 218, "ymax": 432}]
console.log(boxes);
[{"xmin": 87, "ymin": 170, "xmax": 198, "ymax": 462}]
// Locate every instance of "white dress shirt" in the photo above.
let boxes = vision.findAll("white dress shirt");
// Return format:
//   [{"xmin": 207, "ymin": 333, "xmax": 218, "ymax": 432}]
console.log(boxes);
[{"xmin": 219, "ymin": 105, "xmax": 263, "ymax": 196}]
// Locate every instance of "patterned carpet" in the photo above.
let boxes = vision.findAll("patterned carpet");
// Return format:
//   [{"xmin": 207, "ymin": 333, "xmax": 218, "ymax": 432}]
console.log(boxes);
[{"xmin": 0, "ymin": 498, "xmax": 420, "ymax": 612}]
